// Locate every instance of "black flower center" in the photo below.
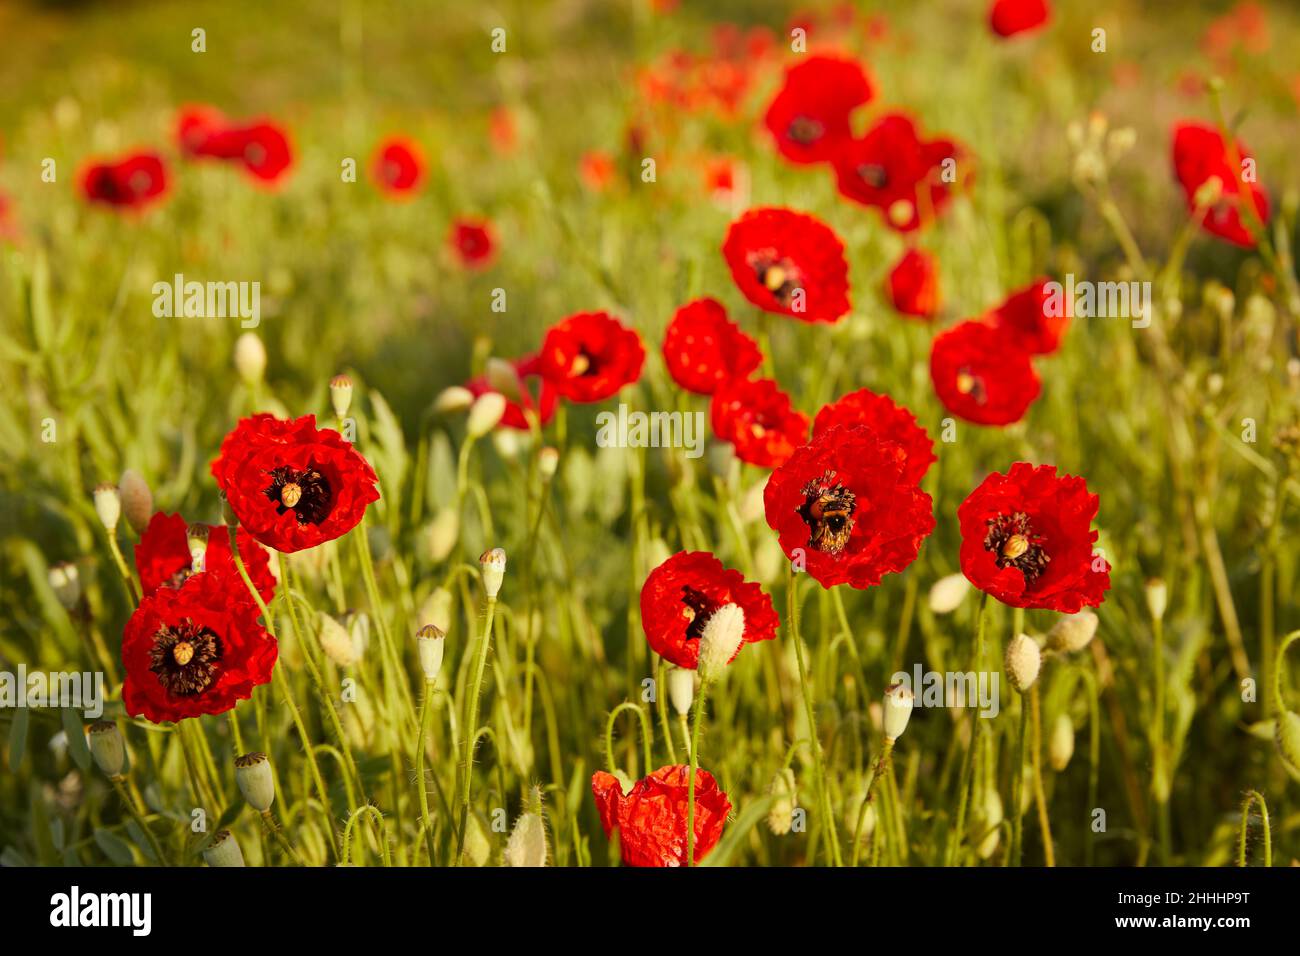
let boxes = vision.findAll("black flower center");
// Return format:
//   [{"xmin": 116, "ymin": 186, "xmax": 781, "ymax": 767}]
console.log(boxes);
[
  {"xmin": 264, "ymin": 464, "xmax": 333, "ymax": 525},
  {"xmin": 149, "ymin": 620, "xmax": 222, "ymax": 696},
  {"xmin": 680, "ymin": 586, "xmax": 720, "ymax": 641},
  {"xmin": 856, "ymin": 163, "xmax": 889, "ymax": 189},
  {"xmin": 786, "ymin": 115, "xmax": 825, "ymax": 145},
  {"xmin": 797, "ymin": 470, "xmax": 857, "ymax": 555},
  {"xmin": 751, "ymin": 254, "xmax": 802, "ymax": 307},
  {"xmin": 984, "ymin": 512, "xmax": 1050, "ymax": 581}
]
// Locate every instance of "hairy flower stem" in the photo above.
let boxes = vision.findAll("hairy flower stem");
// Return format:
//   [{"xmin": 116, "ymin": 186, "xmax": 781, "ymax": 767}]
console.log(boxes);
[
  {"xmin": 604, "ymin": 702, "xmax": 653, "ymax": 778},
  {"xmin": 1151, "ymin": 608, "xmax": 1171, "ymax": 864},
  {"xmin": 1236, "ymin": 790, "xmax": 1271, "ymax": 867},
  {"xmin": 227, "ymin": 528, "xmax": 339, "ymax": 861},
  {"xmin": 1029, "ymin": 685, "xmax": 1055, "ymax": 866},
  {"xmin": 788, "ymin": 568, "xmax": 842, "ymax": 866},
  {"xmin": 353, "ymin": 523, "xmax": 416, "ymax": 729},
  {"xmin": 455, "ymin": 596, "xmax": 496, "ymax": 862},
  {"xmin": 261, "ymin": 809, "xmax": 306, "ymax": 866},
  {"xmin": 1009, "ymin": 689, "xmax": 1029, "ymax": 866},
  {"xmin": 685, "ymin": 677, "xmax": 710, "ymax": 867},
  {"xmin": 415, "ymin": 680, "xmax": 438, "ymax": 865},
  {"xmin": 110, "ymin": 775, "xmax": 168, "ymax": 865},
  {"xmin": 105, "ymin": 533, "xmax": 140, "ymax": 605},
  {"xmin": 851, "ymin": 736, "xmax": 894, "ymax": 866},
  {"xmin": 949, "ymin": 594, "xmax": 990, "ymax": 864}
]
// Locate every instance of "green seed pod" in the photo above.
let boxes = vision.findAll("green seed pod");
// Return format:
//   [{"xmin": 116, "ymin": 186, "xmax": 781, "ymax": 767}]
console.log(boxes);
[
  {"xmin": 234, "ymin": 752, "xmax": 275, "ymax": 812},
  {"xmin": 87, "ymin": 720, "xmax": 125, "ymax": 778},
  {"xmin": 202, "ymin": 830, "xmax": 246, "ymax": 867}
]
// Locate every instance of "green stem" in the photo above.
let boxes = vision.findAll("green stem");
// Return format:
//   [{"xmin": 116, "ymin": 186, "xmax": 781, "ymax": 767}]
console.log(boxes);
[
  {"xmin": 1236, "ymin": 790, "xmax": 1271, "ymax": 867},
  {"xmin": 604, "ymin": 702, "xmax": 653, "ymax": 778},
  {"xmin": 456, "ymin": 596, "xmax": 497, "ymax": 860},
  {"xmin": 685, "ymin": 678, "xmax": 710, "ymax": 866},
  {"xmin": 1009, "ymin": 689, "xmax": 1028, "ymax": 866},
  {"xmin": 1029, "ymin": 685, "xmax": 1055, "ymax": 867},
  {"xmin": 415, "ymin": 680, "xmax": 437, "ymax": 865},
  {"xmin": 110, "ymin": 776, "xmax": 168, "ymax": 866}
]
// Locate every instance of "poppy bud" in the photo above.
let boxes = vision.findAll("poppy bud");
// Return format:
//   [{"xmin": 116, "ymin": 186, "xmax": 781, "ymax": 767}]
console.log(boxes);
[
  {"xmin": 1276, "ymin": 710, "xmax": 1300, "ymax": 777},
  {"xmin": 928, "ymin": 573, "xmax": 971, "ymax": 615},
  {"xmin": 118, "ymin": 469, "xmax": 153, "ymax": 536},
  {"xmin": 538, "ymin": 446, "xmax": 560, "ymax": 481},
  {"xmin": 467, "ymin": 392, "xmax": 507, "ymax": 438},
  {"xmin": 1004, "ymin": 634, "xmax": 1041, "ymax": 692},
  {"xmin": 667, "ymin": 666, "xmax": 695, "ymax": 716},
  {"xmin": 345, "ymin": 611, "xmax": 371, "ymax": 657},
  {"xmin": 434, "ymin": 385, "xmax": 475, "ymax": 415},
  {"xmin": 416, "ymin": 623, "xmax": 446, "ymax": 682},
  {"xmin": 329, "ymin": 374, "xmax": 353, "ymax": 419},
  {"xmin": 426, "ymin": 506, "xmax": 460, "ymax": 563},
  {"xmin": 202, "ymin": 829, "xmax": 246, "ymax": 867},
  {"xmin": 1049, "ymin": 713, "xmax": 1075, "ymax": 771},
  {"xmin": 233, "ymin": 332, "xmax": 266, "ymax": 386},
  {"xmin": 767, "ymin": 768, "xmax": 797, "ymax": 835},
  {"xmin": 1046, "ymin": 611, "xmax": 1098, "ymax": 654},
  {"xmin": 503, "ymin": 811, "xmax": 547, "ymax": 867},
  {"xmin": 460, "ymin": 812, "xmax": 492, "ymax": 867},
  {"xmin": 318, "ymin": 612, "xmax": 360, "ymax": 667},
  {"xmin": 48, "ymin": 561, "xmax": 82, "ymax": 610},
  {"xmin": 883, "ymin": 683, "xmax": 915, "ymax": 741},
  {"xmin": 887, "ymin": 199, "xmax": 914, "ymax": 229},
  {"xmin": 973, "ymin": 788, "xmax": 1003, "ymax": 861},
  {"xmin": 186, "ymin": 523, "xmax": 210, "ymax": 574},
  {"xmin": 1145, "ymin": 578, "xmax": 1167, "ymax": 622},
  {"xmin": 480, "ymin": 547, "xmax": 507, "ymax": 599},
  {"xmin": 234, "ymin": 751, "xmax": 275, "ymax": 812},
  {"xmin": 87, "ymin": 720, "xmax": 125, "ymax": 778},
  {"xmin": 485, "ymin": 358, "xmax": 523, "ymax": 402},
  {"xmin": 696, "ymin": 603, "xmax": 745, "ymax": 682},
  {"xmin": 93, "ymin": 483, "xmax": 121, "ymax": 532}
]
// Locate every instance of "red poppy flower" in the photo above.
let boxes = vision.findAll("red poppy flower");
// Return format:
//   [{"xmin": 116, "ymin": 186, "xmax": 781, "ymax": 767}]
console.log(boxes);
[
  {"xmin": 0, "ymin": 192, "xmax": 18, "ymax": 242},
  {"xmin": 702, "ymin": 156, "xmax": 742, "ymax": 204},
  {"xmin": 135, "ymin": 512, "xmax": 276, "ymax": 604},
  {"xmin": 831, "ymin": 113, "xmax": 966, "ymax": 233},
  {"xmin": 721, "ymin": 207, "xmax": 851, "ymax": 323},
  {"xmin": 448, "ymin": 217, "xmax": 496, "ymax": 268},
  {"xmin": 764, "ymin": 424, "xmax": 934, "ymax": 589},
  {"xmin": 640, "ymin": 551, "xmax": 779, "ymax": 669},
  {"xmin": 176, "ymin": 106, "xmax": 293, "ymax": 186},
  {"xmin": 1171, "ymin": 121, "xmax": 1269, "ymax": 248},
  {"xmin": 591, "ymin": 765, "xmax": 731, "ymax": 867},
  {"xmin": 372, "ymin": 137, "xmax": 425, "ymax": 197},
  {"xmin": 930, "ymin": 320, "xmax": 1041, "ymax": 426},
  {"xmin": 989, "ymin": 0, "xmax": 1051, "ymax": 37},
  {"xmin": 763, "ymin": 54, "xmax": 874, "ymax": 165},
  {"xmin": 122, "ymin": 571, "xmax": 278, "ymax": 724},
  {"xmin": 489, "ymin": 105, "xmax": 518, "ymax": 154},
  {"xmin": 711, "ymin": 377, "xmax": 810, "ymax": 468},
  {"xmin": 886, "ymin": 248, "xmax": 940, "ymax": 319},
  {"xmin": 538, "ymin": 311, "xmax": 646, "ymax": 403},
  {"xmin": 812, "ymin": 388, "xmax": 935, "ymax": 483},
  {"xmin": 580, "ymin": 150, "xmax": 617, "ymax": 192},
  {"xmin": 957, "ymin": 462, "xmax": 1110, "ymax": 612},
  {"xmin": 210, "ymin": 414, "xmax": 381, "ymax": 554},
  {"xmin": 662, "ymin": 298, "xmax": 763, "ymax": 395},
  {"xmin": 988, "ymin": 278, "xmax": 1069, "ymax": 355},
  {"xmin": 79, "ymin": 152, "xmax": 169, "ymax": 211},
  {"xmin": 464, "ymin": 355, "xmax": 558, "ymax": 430}
]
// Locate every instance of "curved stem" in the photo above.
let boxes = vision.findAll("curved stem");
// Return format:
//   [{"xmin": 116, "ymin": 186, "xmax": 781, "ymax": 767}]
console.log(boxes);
[
  {"xmin": 1236, "ymin": 790, "xmax": 1271, "ymax": 868},
  {"xmin": 604, "ymin": 702, "xmax": 653, "ymax": 778}
]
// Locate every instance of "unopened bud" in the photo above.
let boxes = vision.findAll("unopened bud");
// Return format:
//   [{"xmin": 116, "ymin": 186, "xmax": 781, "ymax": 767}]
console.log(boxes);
[
  {"xmin": 1049, "ymin": 713, "xmax": 1075, "ymax": 771},
  {"xmin": 419, "ymin": 587, "xmax": 454, "ymax": 634},
  {"xmin": 202, "ymin": 829, "xmax": 246, "ymax": 867},
  {"xmin": 234, "ymin": 751, "xmax": 275, "ymax": 811},
  {"xmin": 427, "ymin": 506, "xmax": 459, "ymax": 563},
  {"xmin": 480, "ymin": 547, "xmax": 507, "ymax": 599},
  {"xmin": 1047, "ymin": 611, "xmax": 1098, "ymax": 654},
  {"xmin": 467, "ymin": 392, "xmax": 507, "ymax": 438},
  {"xmin": 93, "ymin": 483, "xmax": 121, "ymax": 531},
  {"xmin": 767, "ymin": 767, "xmax": 797, "ymax": 835},
  {"xmin": 503, "ymin": 811, "xmax": 547, "ymax": 867},
  {"xmin": 696, "ymin": 603, "xmax": 745, "ymax": 681},
  {"xmin": 233, "ymin": 332, "xmax": 266, "ymax": 386},
  {"xmin": 330, "ymin": 374, "xmax": 353, "ymax": 419},
  {"xmin": 485, "ymin": 358, "xmax": 523, "ymax": 402},
  {"xmin": 49, "ymin": 562, "xmax": 82, "ymax": 610},
  {"xmin": 118, "ymin": 469, "xmax": 153, "ymax": 536},
  {"xmin": 973, "ymin": 788, "xmax": 1003, "ymax": 860},
  {"xmin": 186, "ymin": 523, "xmax": 210, "ymax": 573},
  {"xmin": 1004, "ymin": 634, "xmax": 1041, "ymax": 692},
  {"xmin": 883, "ymin": 683, "xmax": 915, "ymax": 741},
  {"xmin": 1145, "ymin": 578, "xmax": 1167, "ymax": 622},
  {"xmin": 318, "ymin": 612, "xmax": 360, "ymax": 667},
  {"xmin": 416, "ymin": 624, "xmax": 446, "ymax": 682},
  {"xmin": 928, "ymin": 573, "xmax": 971, "ymax": 615},
  {"xmin": 667, "ymin": 666, "xmax": 695, "ymax": 716},
  {"xmin": 87, "ymin": 720, "xmax": 125, "ymax": 778},
  {"xmin": 538, "ymin": 446, "xmax": 559, "ymax": 481},
  {"xmin": 434, "ymin": 385, "xmax": 475, "ymax": 415}
]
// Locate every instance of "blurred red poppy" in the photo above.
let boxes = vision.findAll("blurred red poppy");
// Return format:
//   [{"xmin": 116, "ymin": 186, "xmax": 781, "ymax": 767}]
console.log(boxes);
[
  {"xmin": 930, "ymin": 320, "xmax": 1041, "ymax": 425},
  {"xmin": 763, "ymin": 53, "xmax": 874, "ymax": 165},
  {"xmin": 886, "ymin": 248, "xmax": 940, "ymax": 319},
  {"xmin": 80, "ymin": 151, "xmax": 169, "ymax": 211},
  {"xmin": 1172, "ymin": 121, "xmax": 1269, "ymax": 248},
  {"xmin": 764, "ymin": 424, "xmax": 934, "ymax": 589},
  {"xmin": 710, "ymin": 377, "xmax": 809, "ymax": 468},
  {"xmin": 176, "ymin": 105, "xmax": 293, "ymax": 186},
  {"xmin": 449, "ymin": 217, "xmax": 496, "ymax": 268},
  {"xmin": 579, "ymin": 150, "xmax": 617, "ymax": 192},
  {"xmin": 662, "ymin": 297, "xmax": 762, "ymax": 395},
  {"xmin": 958, "ymin": 462, "xmax": 1110, "ymax": 612},
  {"xmin": 989, "ymin": 0, "xmax": 1051, "ymax": 37},
  {"xmin": 539, "ymin": 311, "xmax": 645, "ymax": 402},
  {"xmin": 591, "ymin": 765, "xmax": 731, "ymax": 867},
  {"xmin": 372, "ymin": 136, "xmax": 425, "ymax": 197},
  {"xmin": 464, "ymin": 355, "xmax": 558, "ymax": 430},
  {"xmin": 640, "ymin": 551, "xmax": 779, "ymax": 669},
  {"xmin": 988, "ymin": 278, "xmax": 1069, "ymax": 355},
  {"xmin": 722, "ymin": 206, "xmax": 851, "ymax": 323}
]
